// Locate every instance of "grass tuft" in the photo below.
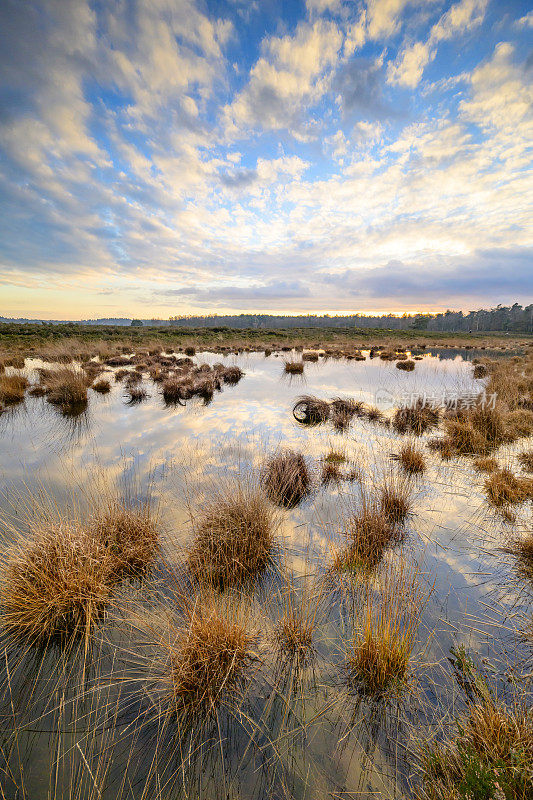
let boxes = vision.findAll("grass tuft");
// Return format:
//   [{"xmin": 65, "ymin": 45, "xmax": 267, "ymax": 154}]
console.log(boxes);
[
  {"xmin": 261, "ymin": 449, "xmax": 310, "ymax": 508},
  {"xmin": 393, "ymin": 443, "xmax": 427, "ymax": 475},
  {"xmin": 0, "ymin": 374, "xmax": 28, "ymax": 405},
  {"xmin": 348, "ymin": 562, "xmax": 430, "ymax": 697},
  {"xmin": 188, "ymin": 482, "xmax": 276, "ymax": 588},
  {"xmin": 0, "ymin": 523, "xmax": 113, "ymax": 645}
]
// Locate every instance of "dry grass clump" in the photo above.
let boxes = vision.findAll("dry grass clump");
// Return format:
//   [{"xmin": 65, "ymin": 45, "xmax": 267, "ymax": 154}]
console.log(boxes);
[
  {"xmin": 274, "ymin": 581, "xmax": 318, "ymax": 664},
  {"xmin": 473, "ymin": 363, "xmax": 488, "ymax": 378},
  {"xmin": 418, "ymin": 697, "xmax": 533, "ymax": 800},
  {"xmin": 396, "ymin": 359, "xmax": 415, "ymax": 371},
  {"xmin": 184, "ymin": 346, "xmax": 196, "ymax": 356},
  {"xmin": 364, "ymin": 405, "xmax": 385, "ymax": 423},
  {"xmin": 221, "ymin": 365, "xmax": 244, "ymax": 384},
  {"xmin": 503, "ymin": 531, "xmax": 533, "ymax": 583},
  {"xmin": 284, "ymin": 360, "xmax": 304, "ymax": 374},
  {"xmin": 162, "ymin": 376, "xmax": 187, "ymax": 403},
  {"xmin": 114, "ymin": 368, "xmax": 130, "ymax": 382},
  {"xmin": 0, "ymin": 523, "xmax": 113, "ymax": 645},
  {"xmin": 504, "ymin": 408, "xmax": 533, "ymax": 438},
  {"xmin": 293, "ymin": 395, "xmax": 330, "ymax": 425},
  {"xmin": 518, "ymin": 450, "xmax": 533, "ymax": 472},
  {"xmin": 393, "ymin": 399, "xmax": 440, "ymax": 435},
  {"xmin": 92, "ymin": 378, "xmax": 111, "ymax": 393},
  {"xmin": 380, "ymin": 477, "xmax": 414, "ymax": 524},
  {"xmin": 473, "ymin": 456, "xmax": 499, "ymax": 473},
  {"xmin": 261, "ymin": 450, "xmax": 311, "ymax": 508},
  {"xmin": 188, "ymin": 483, "xmax": 277, "ymax": 588},
  {"xmin": 321, "ymin": 460, "xmax": 342, "ymax": 484},
  {"xmin": 330, "ymin": 397, "xmax": 360, "ymax": 431},
  {"xmin": 151, "ymin": 594, "xmax": 257, "ymax": 719},
  {"xmin": 335, "ymin": 505, "xmax": 400, "ymax": 573},
  {"xmin": 302, "ymin": 350, "xmax": 319, "ymax": 361},
  {"xmin": 41, "ymin": 367, "xmax": 89, "ymax": 408},
  {"xmin": 393, "ymin": 443, "xmax": 427, "ymax": 475},
  {"xmin": 348, "ymin": 563, "xmax": 430, "ymax": 697},
  {"xmin": 125, "ymin": 384, "xmax": 148, "ymax": 404},
  {"xmin": 484, "ymin": 468, "xmax": 533, "ymax": 508},
  {"xmin": 92, "ymin": 502, "xmax": 159, "ymax": 579},
  {"xmin": 28, "ymin": 384, "xmax": 47, "ymax": 397},
  {"xmin": 439, "ymin": 403, "xmax": 508, "ymax": 457},
  {"xmin": 0, "ymin": 374, "xmax": 28, "ymax": 404}
]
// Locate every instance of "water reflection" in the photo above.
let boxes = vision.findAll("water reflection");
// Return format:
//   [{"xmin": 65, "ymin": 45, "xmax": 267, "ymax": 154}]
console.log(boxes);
[{"xmin": 0, "ymin": 349, "xmax": 530, "ymax": 799}]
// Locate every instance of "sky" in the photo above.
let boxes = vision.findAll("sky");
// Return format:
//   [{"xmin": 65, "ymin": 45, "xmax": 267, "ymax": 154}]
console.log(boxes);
[{"xmin": 0, "ymin": 0, "xmax": 532, "ymax": 320}]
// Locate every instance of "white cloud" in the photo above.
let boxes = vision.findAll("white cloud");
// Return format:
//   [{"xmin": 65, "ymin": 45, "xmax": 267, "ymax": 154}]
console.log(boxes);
[
  {"xmin": 224, "ymin": 19, "xmax": 343, "ymax": 135},
  {"xmin": 460, "ymin": 42, "xmax": 533, "ymax": 134},
  {"xmin": 388, "ymin": 0, "xmax": 488, "ymax": 87},
  {"xmin": 366, "ymin": 0, "xmax": 438, "ymax": 40}
]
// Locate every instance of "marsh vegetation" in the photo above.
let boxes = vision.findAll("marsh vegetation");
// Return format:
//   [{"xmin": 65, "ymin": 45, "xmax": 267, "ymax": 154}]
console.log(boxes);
[{"xmin": 0, "ymin": 338, "xmax": 531, "ymax": 799}]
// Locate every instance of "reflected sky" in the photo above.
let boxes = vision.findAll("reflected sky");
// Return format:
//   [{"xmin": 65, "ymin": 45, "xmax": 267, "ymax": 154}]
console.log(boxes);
[{"xmin": 0, "ymin": 348, "xmax": 531, "ymax": 800}]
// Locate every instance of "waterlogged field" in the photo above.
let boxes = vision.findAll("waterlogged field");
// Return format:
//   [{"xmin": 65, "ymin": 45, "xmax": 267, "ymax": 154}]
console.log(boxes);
[{"xmin": 0, "ymin": 346, "xmax": 532, "ymax": 800}]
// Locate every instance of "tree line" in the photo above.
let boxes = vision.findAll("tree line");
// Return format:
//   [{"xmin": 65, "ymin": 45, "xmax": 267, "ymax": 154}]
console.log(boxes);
[{"xmin": 167, "ymin": 304, "xmax": 533, "ymax": 332}]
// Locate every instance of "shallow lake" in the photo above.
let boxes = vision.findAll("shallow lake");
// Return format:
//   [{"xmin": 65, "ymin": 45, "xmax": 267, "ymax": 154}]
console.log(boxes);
[{"xmin": 0, "ymin": 348, "xmax": 531, "ymax": 800}]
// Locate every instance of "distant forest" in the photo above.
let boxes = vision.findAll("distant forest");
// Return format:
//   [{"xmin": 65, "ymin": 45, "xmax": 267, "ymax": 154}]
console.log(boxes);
[
  {"xmin": 2, "ymin": 304, "xmax": 532, "ymax": 332},
  {"xmin": 167, "ymin": 304, "xmax": 533, "ymax": 332}
]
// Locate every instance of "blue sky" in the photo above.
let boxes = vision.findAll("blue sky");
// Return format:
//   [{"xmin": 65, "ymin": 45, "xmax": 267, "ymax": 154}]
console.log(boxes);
[{"xmin": 0, "ymin": 0, "xmax": 531, "ymax": 319}]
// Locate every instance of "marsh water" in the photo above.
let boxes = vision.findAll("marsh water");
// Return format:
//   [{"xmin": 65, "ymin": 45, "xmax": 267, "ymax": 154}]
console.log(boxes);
[{"xmin": 0, "ymin": 348, "xmax": 531, "ymax": 799}]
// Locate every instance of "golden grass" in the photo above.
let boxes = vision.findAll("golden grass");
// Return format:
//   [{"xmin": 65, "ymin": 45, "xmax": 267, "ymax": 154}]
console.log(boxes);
[
  {"xmin": 0, "ymin": 522, "xmax": 114, "ymax": 645},
  {"xmin": 261, "ymin": 449, "xmax": 310, "ymax": 508},
  {"xmin": 92, "ymin": 502, "xmax": 159, "ymax": 579},
  {"xmin": 152, "ymin": 593, "xmax": 257, "ymax": 718},
  {"xmin": 380, "ymin": 475, "xmax": 414, "ymax": 525},
  {"xmin": 473, "ymin": 456, "xmax": 499, "ymax": 473},
  {"xmin": 392, "ymin": 399, "xmax": 440, "ymax": 435},
  {"xmin": 503, "ymin": 531, "xmax": 533, "ymax": 583},
  {"xmin": 274, "ymin": 580, "xmax": 318, "ymax": 664},
  {"xmin": 40, "ymin": 367, "xmax": 89, "ymax": 408},
  {"xmin": 335, "ymin": 504, "xmax": 400, "ymax": 572},
  {"xmin": 348, "ymin": 562, "xmax": 431, "ymax": 697},
  {"xmin": 394, "ymin": 443, "xmax": 427, "ymax": 475},
  {"xmin": 518, "ymin": 450, "xmax": 533, "ymax": 472},
  {"xmin": 284, "ymin": 360, "xmax": 304, "ymax": 374},
  {"xmin": 187, "ymin": 482, "xmax": 277, "ymax": 588},
  {"xmin": 0, "ymin": 374, "xmax": 28, "ymax": 404},
  {"xmin": 418, "ymin": 697, "xmax": 533, "ymax": 800},
  {"xmin": 484, "ymin": 468, "xmax": 533, "ymax": 507}
]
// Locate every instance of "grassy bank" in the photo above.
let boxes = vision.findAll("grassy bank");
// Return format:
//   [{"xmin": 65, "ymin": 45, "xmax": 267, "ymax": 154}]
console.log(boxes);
[{"xmin": 0, "ymin": 321, "xmax": 531, "ymax": 357}]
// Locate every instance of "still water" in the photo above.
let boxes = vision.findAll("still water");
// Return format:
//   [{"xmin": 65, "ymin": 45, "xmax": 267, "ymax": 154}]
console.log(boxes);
[{"xmin": 0, "ymin": 349, "xmax": 530, "ymax": 799}]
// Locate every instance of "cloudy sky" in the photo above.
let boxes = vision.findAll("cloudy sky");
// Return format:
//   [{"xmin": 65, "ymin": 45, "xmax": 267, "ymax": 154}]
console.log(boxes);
[{"xmin": 0, "ymin": 0, "xmax": 531, "ymax": 319}]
